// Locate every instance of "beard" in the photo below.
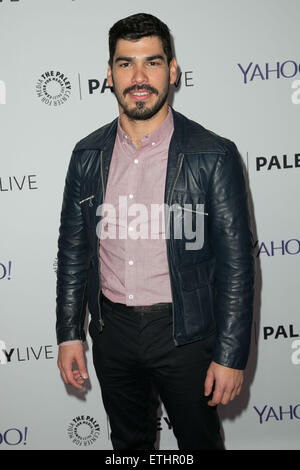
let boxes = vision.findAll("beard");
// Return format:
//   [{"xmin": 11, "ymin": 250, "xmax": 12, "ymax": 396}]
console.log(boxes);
[{"xmin": 111, "ymin": 76, "xmax": 170, "ymax": 121}]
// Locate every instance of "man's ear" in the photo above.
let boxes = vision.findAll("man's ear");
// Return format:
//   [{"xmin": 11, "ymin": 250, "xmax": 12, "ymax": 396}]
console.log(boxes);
[
  {"xmin": 107, "ymin": 62, "xmax": 113, "ymax": 88},
  {"xmin": 169, "ymin": 57, "xmax": 178, "ymax": 85}
]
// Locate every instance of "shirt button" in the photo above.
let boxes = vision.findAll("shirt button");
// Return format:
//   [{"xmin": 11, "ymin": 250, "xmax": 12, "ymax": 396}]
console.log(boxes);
[
  {"xmin": 128, "ymin": 294, "xmax": 133, "ymax": 300},
  {"xmin": 151, "ymin": 142, "xmax": 155, "ymax": 146},
  {"xmin": 128, "ymin": 260, "xmax": 134, "ymax": 265},
  {"xmin": 134, "ymin": 159, "xmax": 139, "ymax": 164},
  {"xmin": 129, "ymin": 194, "xmax": 134, "ymax": 199}
]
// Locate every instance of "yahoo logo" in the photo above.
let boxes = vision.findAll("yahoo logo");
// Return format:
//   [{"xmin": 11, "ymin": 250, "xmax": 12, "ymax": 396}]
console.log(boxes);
[
  {"xmin": 254, "ymin": 404, "xmax": 300, "ymax": 424},
  {"xmin": 0, "ymin": 427, "xmax": 28, "ymax": 446},
  {"xmin": 238, "ymin": 60, "xmax": 300, "ymax": 84},
  {"xmin": 254, "ymin": 239, "xmax": 300, "ymax": 257},
  {"xmin": 0, "ymin": 261, "xmax": 12, "ymax": 280}
]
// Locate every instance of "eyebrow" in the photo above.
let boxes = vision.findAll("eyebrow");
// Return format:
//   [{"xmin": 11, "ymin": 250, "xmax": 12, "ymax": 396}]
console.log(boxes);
[{"xmin": 114, "ymin": 54, "xmax": 166, "ymax": 63}]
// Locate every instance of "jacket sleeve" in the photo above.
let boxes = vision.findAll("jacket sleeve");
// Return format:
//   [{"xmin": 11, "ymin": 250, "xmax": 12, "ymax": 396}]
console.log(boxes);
[
  {"xmin": 208, "ymin": 141, "xmax": 255, "ymax": 369},
  {"xmin": 56, "ymin": 150, "xmax": 89, "ymax": 344}
]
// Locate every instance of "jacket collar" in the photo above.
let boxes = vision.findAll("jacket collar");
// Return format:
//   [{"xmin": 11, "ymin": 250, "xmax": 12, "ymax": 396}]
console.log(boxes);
[
  {"xmin": 77, "ymin": 107, "xmax": 225, "ymax": 203},
  {"xmin": 75, "ymin": 107, "xmax": 222, "ymax": 155},
  {"xmin": 98, "ymin": 107, "xmax": 186, "ymax": 153}
]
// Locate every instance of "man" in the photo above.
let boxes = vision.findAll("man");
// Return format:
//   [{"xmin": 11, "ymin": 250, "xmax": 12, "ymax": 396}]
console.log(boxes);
[{"xmin": 56, "ymin": 13, "xmax": 255, "ymax": 450}]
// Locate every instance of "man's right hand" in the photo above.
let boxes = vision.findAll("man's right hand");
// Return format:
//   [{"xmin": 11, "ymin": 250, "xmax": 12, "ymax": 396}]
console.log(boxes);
[{"xmin": 57, "ymin": 343, "xmax": 88, "ymax": 390}]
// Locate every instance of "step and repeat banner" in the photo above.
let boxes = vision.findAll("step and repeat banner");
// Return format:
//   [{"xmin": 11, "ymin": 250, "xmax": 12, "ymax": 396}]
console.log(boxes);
[{"xmin": 0, "ymin": 0, "xmax": 299, "ymax": 450}]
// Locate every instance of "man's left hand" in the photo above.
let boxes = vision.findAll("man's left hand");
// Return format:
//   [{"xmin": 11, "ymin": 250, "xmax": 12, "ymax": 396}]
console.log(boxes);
[{"xmin": 204, "ymin": 361, "xmax": 243, "ymax": 407}]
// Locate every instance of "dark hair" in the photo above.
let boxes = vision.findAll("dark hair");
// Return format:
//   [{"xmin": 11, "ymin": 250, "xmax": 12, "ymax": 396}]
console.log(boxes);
[{"xmin": 109, "ymin": 13, "xmax": 173, "ymax": 66}]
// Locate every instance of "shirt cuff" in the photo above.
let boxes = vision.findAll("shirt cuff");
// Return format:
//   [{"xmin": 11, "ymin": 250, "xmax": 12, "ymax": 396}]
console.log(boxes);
[{"xmin": 59, "ymin": 340, "xmax": 83, "ymax": 346}]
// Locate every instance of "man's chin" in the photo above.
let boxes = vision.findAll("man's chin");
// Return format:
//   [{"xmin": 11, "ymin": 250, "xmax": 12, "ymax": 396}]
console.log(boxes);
[
  {"xmin": 121, "ymin": 105, "xmax": 155, "ymax": 121},
  {"xmin": 125, "ymin": 110, "xmax": 156, "ymax": 121},
  {"xmin": 122, "ymin": 98, "xmax": 168, "ymax": 121}
]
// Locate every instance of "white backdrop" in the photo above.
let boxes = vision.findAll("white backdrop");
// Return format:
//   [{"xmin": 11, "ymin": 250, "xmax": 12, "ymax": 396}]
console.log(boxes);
[{"xmin": 0, "ymin": 0, "xmax": 299, "ymax": 450}]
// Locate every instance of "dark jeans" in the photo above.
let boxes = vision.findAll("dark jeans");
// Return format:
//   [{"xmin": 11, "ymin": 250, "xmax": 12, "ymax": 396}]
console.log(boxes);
[{"xmin": 89, "ymin": 294, "xmax": 224, "ymax": 450}]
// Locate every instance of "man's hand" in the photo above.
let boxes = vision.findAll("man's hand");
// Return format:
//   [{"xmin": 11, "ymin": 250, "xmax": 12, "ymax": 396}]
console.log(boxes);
[
  {"xmin": 57, "ymin": 343, "xmax": 88, "ymax": 390},
  {"xmin": 204, "ymin": 361, "xmax": 243, "ymax": 407}
]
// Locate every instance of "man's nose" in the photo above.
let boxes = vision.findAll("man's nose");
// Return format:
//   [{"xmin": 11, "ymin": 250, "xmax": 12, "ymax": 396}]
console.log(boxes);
[{"xmin": 131, "ymin": 65, "xmax": 148, "ymax": 85}]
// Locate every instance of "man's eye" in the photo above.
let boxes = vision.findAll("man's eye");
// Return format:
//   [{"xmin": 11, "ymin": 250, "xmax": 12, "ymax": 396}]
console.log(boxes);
[
  {"xmin": 149, "ymin": 61, "xmax": 159, "ymax": 66},
  {"xmin": 120, "ymin": 62, "xmax": 130, "ymax": 68}
]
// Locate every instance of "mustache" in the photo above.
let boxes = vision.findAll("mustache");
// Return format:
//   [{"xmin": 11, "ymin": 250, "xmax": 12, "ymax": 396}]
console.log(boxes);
[{"xmin": 123, "ymin": 85, "xmax": 159, "ymax": 97}]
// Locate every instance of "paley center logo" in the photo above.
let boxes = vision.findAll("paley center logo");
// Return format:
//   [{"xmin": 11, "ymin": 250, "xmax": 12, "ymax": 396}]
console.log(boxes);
[
  {"xmin": 255, "ymin": 152, "xmax": 300, "ymax": 172},
  {"xmin": 68, "ymin": 415, "xmax": 100, "ymax": 447},
  {"xmin": 237, "ymin": 60, "xmax": 300, "ymax": 104},
  {"xmin": 36, "ymin": 70, "xmax": 71, "ymax": 106},
  {"xmin": 261, "ymin": 323, "xmax": 300, "ymax": 366},
  {"xmin": 35, "ymin": 68, "xmax": 194, "ymax": 104}
]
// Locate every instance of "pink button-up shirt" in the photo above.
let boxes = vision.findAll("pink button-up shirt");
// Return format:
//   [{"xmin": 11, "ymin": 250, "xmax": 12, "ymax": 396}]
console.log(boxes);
[{"xmin": 99, "ymin": 108, "xmax": 174, "ymax": 305}]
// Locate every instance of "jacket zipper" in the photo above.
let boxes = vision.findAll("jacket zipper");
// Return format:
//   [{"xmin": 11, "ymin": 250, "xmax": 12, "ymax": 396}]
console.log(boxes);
[
  {"xmin": 98, "ymin": 150, "xmax": 105, "ymax": 330},
  {"xmin": 79, "ymin": 195, "xmax": 95, "ymax": 205},
  {"xmin": 166, "ymin": 152, "xmax": 185, "ymax": 346},
  {"xmin": 78, "ymin": 280, "xmax": 88, "ymax": 340},
  {"xmin": 174, "ymin": 204, "xmax": 208, "ymax": 216}
]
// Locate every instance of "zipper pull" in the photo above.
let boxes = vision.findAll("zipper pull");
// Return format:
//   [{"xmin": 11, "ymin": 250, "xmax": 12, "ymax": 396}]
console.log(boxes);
[
  {"xmin": 79, "ymin": 195, "xmax": 95, "ymax": 205},
  {"xmin": 174, "ymin": 204, "xmax": 208, "ymax": 216}
]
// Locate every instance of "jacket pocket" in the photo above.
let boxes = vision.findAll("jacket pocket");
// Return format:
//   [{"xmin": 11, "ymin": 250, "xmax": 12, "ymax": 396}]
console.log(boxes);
[
  {"xmin": 180, "ymin": 259, "xmax": 215, "ymax": 291},
  {"xmin": 179, "ymin": 260, "xmax": 216, "ymax": 336}
]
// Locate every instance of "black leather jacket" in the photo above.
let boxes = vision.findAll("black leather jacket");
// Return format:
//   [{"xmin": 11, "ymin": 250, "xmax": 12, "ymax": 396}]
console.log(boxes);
[{"xmin": 56, "ymin": 108, "xmax": 255, "ymax": 370}]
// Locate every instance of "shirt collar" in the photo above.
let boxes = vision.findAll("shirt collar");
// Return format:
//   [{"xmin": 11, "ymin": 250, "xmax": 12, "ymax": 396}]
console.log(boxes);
[{"xmin": 117, "ymin": 106, "xmax": 174, "ymax": 149}]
